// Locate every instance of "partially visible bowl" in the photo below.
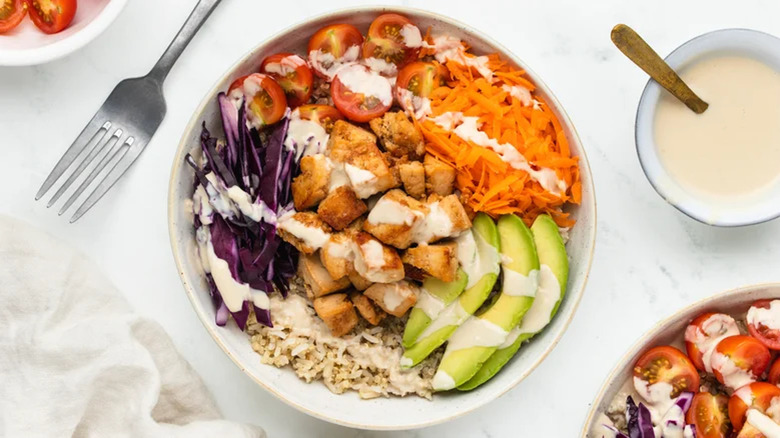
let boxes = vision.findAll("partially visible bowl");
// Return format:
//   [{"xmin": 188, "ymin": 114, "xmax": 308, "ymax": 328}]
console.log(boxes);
[
  {"xmin": 168, "ymin": 6, "xmax": 596, "ymax": 430},
  {"xmin": 582, "ymin": 283, "xmax": 780, "ymax": 437},
  {"xmin": 0, "ymin": 0, "xmax": 128, "ymax": 66},
  {"xmin": 635, "ymin": 29, "xmax": 780, "ymax": 227}
]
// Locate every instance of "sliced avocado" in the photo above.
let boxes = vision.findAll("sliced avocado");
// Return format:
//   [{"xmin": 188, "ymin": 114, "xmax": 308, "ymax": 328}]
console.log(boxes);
[
  {"xmin": 403, "ymin": 268, "xmax": 468, "ymax": 348},
  {"xmin": 400, "ymin": 213, "xmax": 500, "ymax": 368},
  {"xmin": 458, "ymin": 214, "xmax": 569, "ymax": 391},
  {"xmin": 432, "ymin": 214, "xmax": 540, "ymax": 390}
]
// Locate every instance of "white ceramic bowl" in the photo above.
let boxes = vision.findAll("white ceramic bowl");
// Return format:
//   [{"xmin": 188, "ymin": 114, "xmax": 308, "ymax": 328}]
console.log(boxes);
[
  {"xmin": 581, "ymin": 283, "xmax": 780, "ymax": 437},
  {"xmin": 0, "ymin": 0, "xmax": 128, "ymax": 66},
  {"xmin": 168, "ymin": 6, "xmax": 596, "ymax": 430},
  {"xmin": 635, "ymin": 29, "xmax": 780, "ymax": 227}
]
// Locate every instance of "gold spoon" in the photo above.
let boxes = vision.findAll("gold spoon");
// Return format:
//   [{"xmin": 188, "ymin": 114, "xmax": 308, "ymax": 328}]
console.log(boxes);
[{"xmin": 611, "ymin": 24, "xmax": 709, "ymax": 114}]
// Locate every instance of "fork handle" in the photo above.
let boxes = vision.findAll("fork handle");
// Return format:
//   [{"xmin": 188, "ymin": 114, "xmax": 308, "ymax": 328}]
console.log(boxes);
[{"xmin": 148, "ymin": 0, "xmax": 223, "ymax": 83}]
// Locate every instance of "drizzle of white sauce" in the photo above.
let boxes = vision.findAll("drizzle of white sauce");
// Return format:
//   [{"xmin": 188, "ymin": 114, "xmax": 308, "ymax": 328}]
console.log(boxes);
[
  {"xmin": 263, "ymin": 54, "xmax": 306, "ymax": 76},
  {"xmin": 416, "ymin": 288, "xmax": 447, "ymax": 319},
  {"xmin": 367, "ymin": 196, "xmax": 422, "ymax": 226},
  {"xmin": 397, "ymin": 87, "xmax": 432, "ymax": 120},
  {"xmin": 360, "ymin": 240, "xmax": 386, "ymax": 270},
  {"xmin": 748, "ymin": 300, "xmax": 780, "ymax": 331},
  {"xmin": 501, "ymin": 267, "xmax": 539, "ymax": 297},
  {"xmin": 204, "ymin": 234, "xmax": 269, "ymax": 312},
  {"xmin": 334, "ymin": 64, "xmax": 393, "ymax": 106},
  {"xmin": 633, "ymin": 377, "xmax": 676, "ymax": 425},
  {"xmin": 344, "ymin": 163, "xmax": 380, "ymax": 198},
  {"xmin": 308, "ymin": 45, "xmax": 361, "ymax": 79},
  {"xmin": 432, "ymin": 370, "xmax": 456, "ymax": 391},
  {"xmin": 326, "ymin": 159, "xmax": 350, "ymax": 192},
  {"xmin": 284, "ymin": 109, "xmax": 329, "ymax": 160},
  {"xmin": 747, "ymin": 409, "xmax": 780, "ymax": 438},
  {"xmin": 416, "ymin": 301, "xmax": 470, "ymax": 340},
  {"xmin": 711, "ymin": 351, "xmax": 756, "ymax": 390},
  {"xmin": 455, "ymin": 228, "xmax": 500, "ymax": 289},
  {"xmin": 363, "ymin": 57, "xmax": 398, "ymax": 76},
  {"xmin": 501, "ymin": 84, "xmax": 533, "ymax": 107},
  {"xmin": 400, "ymin": 24, "xmax": 423, "ymax": 48},
  {"xmin": 277, "ymin": 215, "xmax": 331, "ymax": 250},
  {"xmin": 444, "ymin": 317, "xmax": 508, "ymax": 355},
  {"xmin": 516, "ymin": 264, "xmax": 560, "ymax": 334},
  {"xmin": 423, "ymin": 35, "xmax": 494, "ymax": 82},
  {"xmin": 411, "ymin": 201, "xmax": 453, "ymax": 243},
  {"xmin": 226, "ymin": 185, "xmax": 276, "ymax": 224},
  {"xmin": 683, "ymin": 313, "xmax": 739, "ymax": 373}
]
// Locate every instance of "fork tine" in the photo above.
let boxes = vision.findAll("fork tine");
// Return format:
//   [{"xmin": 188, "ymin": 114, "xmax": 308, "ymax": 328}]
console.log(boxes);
[
  {"xmin": 35, "ymin": 120, "xmax": 111, "ymax": 201},
  {"xmin": 46, "ymin": 125, "xmax": 121, "ymax": 208},
  {"xmin": 70, "ymin": 137, "xmax": 143, "ymax": 223},
  {"xmin": 58, "ymin": 129, "xmax": 124, "ymax": 215}
]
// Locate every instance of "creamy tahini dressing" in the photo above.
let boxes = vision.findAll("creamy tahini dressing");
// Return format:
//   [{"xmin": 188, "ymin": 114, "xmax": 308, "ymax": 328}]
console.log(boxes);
[
  {"xmin": 335, "ymin": 64, "xmax": 393, "ymax": 106},
  {"xmin": 367, "ymin": 197, "xmax": 422, "ymax": 226},
  {"xmin": 203, "ymin": 232, "xmax": 270, "ymax": 311},
  {"xmin": 747, "ymin": 409, "xmax": 780, "ymax": 438},
  {"xmin": 344, "ymin": 163, "xmax": 379, "ymax": 198},
  {"xmin": 416, "ymin": 288, "xmax": 446, "ymax": 319},
  {"xmin": 360, "ymin": 240, "xmax": 386, "ymax": 269},
  {"xmin": 501, "ymin": 84, "xmax": 532, "ymax": 107},
  {"xmin": 710, "ymin": 351, "xmax": 756, "ymax": 390},
  {"xmin": 277, "ymin": 214, "xmax": 331, "ymax": 250},
  {"xmin": 417, "ymin": 301, "xmax": 470, "ymax": 340},
  {"xmin": 748, "ymin": 300, "xmax": 780, "ymax": 331},
  {"xmin": 397, "ymin": 87, "xmax": 432, "ymax": 120},
  {"xmin": 326, "ymin": 159, "xmax": 350, "ymax": 192},
  {"xmin": 501, "ymin": 267, "xmax": 539, "ymax": 297},
  {"xmin": 263, "ymin": 54, "xmax": 306, "ymax": 76},
  {"xmin": 399, "ymin": 24, "xmax": 423, "ymax": 48},
  {"xmin": 362, "ymin": 57, "xmax": 398, "ymax": 76},
  {"xmin": 308, "ymin": 45, "xmax": 361, "ymax": 79},
  {"xmin": 382, "ymin": 282, "xmax": 414, "ymax": 312},
  {"xmin": 411, "ymin": 201, "xmax": 453, "ymax": 243},
  {"xmin": 516, "ymin": 264, "xmax": 560, "ymax": 334},
  {"xmin": 682, "ymin": 313, "xmax": 739, "ymax": 373},
  {"xmin": 455, "ymin": 228, "xmax": 500, "ymax": 289},
  {"xmin": 284, "ymin": 110, "xmax": 329, "ymax": 160},
  {"xmin": 633, "ymin": 377, "xmax": 676, "ymax": 425},
  {"xmin": 444, "ymin": 317, "xmax": 508, "ymax": 355},
  {"xmin": 226, "ymin": 185, "xmax": 276, "ymax": 224},
  {"xmin": 654, "ymin": 55, "xmax": 780, "ymax": 201},
  {"xmin": 424, "ymin": 35, "xmax": 493, "ymax": 82}
]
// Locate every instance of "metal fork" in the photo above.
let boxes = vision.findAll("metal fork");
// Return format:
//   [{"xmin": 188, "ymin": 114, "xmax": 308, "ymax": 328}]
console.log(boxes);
[{"xmin": 35, "ymin": 0, "xmax": 222, "ymax": 223}]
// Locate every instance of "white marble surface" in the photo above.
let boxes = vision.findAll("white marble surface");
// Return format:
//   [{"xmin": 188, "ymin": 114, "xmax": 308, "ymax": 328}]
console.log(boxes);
[{"xmin": 3, "ymin": 0, "xmax": 780, "ymax": 436}]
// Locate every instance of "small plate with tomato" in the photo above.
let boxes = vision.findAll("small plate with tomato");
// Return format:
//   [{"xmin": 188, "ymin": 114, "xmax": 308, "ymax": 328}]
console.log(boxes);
[
  {"xmin": 0, "ymin": 0, "xmax": 127, "ymax": 66},
  {"xmin": 583, "ymin": 283, "xmax": 780, "ymax": 438}
]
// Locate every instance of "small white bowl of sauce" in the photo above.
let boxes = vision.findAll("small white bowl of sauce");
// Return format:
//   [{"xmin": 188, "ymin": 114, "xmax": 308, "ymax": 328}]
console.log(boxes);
[{"xmin": 636, "ymin": 29, "xmax": 780, "ymax": 226}]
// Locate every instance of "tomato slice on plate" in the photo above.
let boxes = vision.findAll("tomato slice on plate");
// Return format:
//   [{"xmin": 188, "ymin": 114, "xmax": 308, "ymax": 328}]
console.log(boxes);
[
  {"xmin": 686, "ymin": 392, "xmax": 732, "ymax": 438},
  {"xmin": 684, "ymin": 312, "xmax": 740, "ymax": 372},
  {"xmin": 712, "ymin": 335, "xmax": 770, "ymax": 389},
  {"xmin": 362, "ymin": 13, "xmax": 421, "ymax": 68},
  {"xmin": 28, "ymin": 0, "xmax": 77, "ymax": 34},
  {"xmin": 633, "ymin": 346, "xmax": 700, "ymax": 398},
  {"xmin": 296, "ymin": 104, "xmax": 344, "ymax": 133},
  {"xmin": 260, "ymin": 53, "xmax": 313, "ymax": 108},
  {"xmin": 307, "ymin": 23, "xmax": 364, "ymax": 78},
  {"xmin": 229, "ymin": 73, "xmax": 288, "ymax": 127},
  {"xmin": 0, "ymin": 0, "xmax": 27, "ymax": 33},
  {"xmin": 747, "ymin": 299, "xmax": 780, "ymax": 350},
  {"xmin": 331, "ymin": 65, "xmax": 392, "ymax": 123},
  {"xmin": 729, "ymin": 382, "xmax": 780, "ymax": 431},
  {"xmin": 395, "ymin": 61, "xmax": 448, "ymax": 113}
]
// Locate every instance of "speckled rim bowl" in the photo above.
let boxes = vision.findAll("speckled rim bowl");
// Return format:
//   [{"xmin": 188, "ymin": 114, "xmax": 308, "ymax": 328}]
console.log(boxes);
[
  {"xmin": 635, "ymin": 29, "xmax": 780, "ymax": 227},
  {"xmin": 581, "ymin": 283, "xmax": 780, "ymax": 437},
  {"xmin": 168, "ymin": 6, "xmax": 596, "ymax": 430}
]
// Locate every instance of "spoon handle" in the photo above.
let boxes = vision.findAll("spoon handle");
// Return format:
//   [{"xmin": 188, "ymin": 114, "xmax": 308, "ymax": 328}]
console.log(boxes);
[{"xmin": 611, "ymin": 24, "xmax": 709, "ymax": 114}]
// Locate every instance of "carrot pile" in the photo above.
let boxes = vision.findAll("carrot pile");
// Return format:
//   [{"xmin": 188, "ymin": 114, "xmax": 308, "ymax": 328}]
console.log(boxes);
[{"xmin": 416, "ymin": 51, "xmax": 582, "ymax": 228}]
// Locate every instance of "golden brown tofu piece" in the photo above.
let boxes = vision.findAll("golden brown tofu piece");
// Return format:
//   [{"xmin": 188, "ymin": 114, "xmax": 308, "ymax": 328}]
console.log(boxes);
[
  {"xmin": 317, "ymin": 186, "xmax": 367, "ymax": 231},
  {"xmin": 363, "ymin": 189, "xmax": 428, "ymax": 249},
  {"xmin": 352, "ymin": 232, "xmax": 405, "ymax": 283},
  {"xmin": 369, "ymin": 111, "xmax": 425, "ymax": 160},
  {"xmin": 313, "ymin": 293, "xmax": 358, "ymax": 337},
  {"xmin": 401, "ymin": 242, "xmax": 458, "ymax": 282},
  {"xmin": 398, "ymin": 161, "xmax": 425, "ymax": 199},
  {"xmin": 424, "ymin": 154, "xmax": 456, "ymax": 196},
  {"xmin": 298, "ymin": 252, "xmax": 350, "ymax": 298},
  {"xmin": 435, "ymin": 194, "xmax": 472, "ymax": 235},
  {"xmin": 347, "ymin": 269, "xmax": 373, "ymax": 291},
  {"xmin": 277, "ymin": 211, "xmax": 332, "ymax": 254},
  {"xmin": 319, "ymin": 232, "xmax": 354, "ymax": 280},
  {"xmin": 328, "ymin": 120, "xmax": 398, "ymax": 198},
  {"xmin": 349, "ymin": 291, "xmax": 387, "ymax": 326},
  {"xmin": 364, "ymin": 281, "xmax": 420, "ymax": 317},
  {"xmin": 291, "ymin": 154, "xmax": 331, "ymax": 210}
]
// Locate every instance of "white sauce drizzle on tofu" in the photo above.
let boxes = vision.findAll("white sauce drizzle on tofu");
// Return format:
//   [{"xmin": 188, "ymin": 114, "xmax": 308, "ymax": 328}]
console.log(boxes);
[
  {"xmin": 277, "ymin": 214, "xmax": 331, "ymax": 250},
  {"xmin": 360, "ymin": 240, "xmax": 386, "ymax": 270},
  {"xmin": 501, "ymin": 267, "xmax": 539, "ymax": 297},
  {"xmin": 367, "ymin": 197, "xmax": 422, "ymax": 226},
  {"xmin": 410, "ymin": 201, "xmax": 453, "ymax": 243},
  {"xmin": 382, "ymin": 283, "xmax": 408, "ymax": 312},
  {"xmin": 326, "ymin": 159, "xmax": 350, "ymax": 192},
  {"xmin": 344, "ymin": 163, "xmax": 380, "ymax": 198},
  {"xmin": 748, "ymin": 300, "xmax": 780, "ymax": 331}
]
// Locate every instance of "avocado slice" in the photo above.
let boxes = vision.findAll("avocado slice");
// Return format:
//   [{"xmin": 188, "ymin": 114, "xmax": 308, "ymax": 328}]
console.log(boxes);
[
  {"xmin": 458, "ymin": 214, "xmax": 569, "ymax": 391},
  {"xmin": 400, "ymin": 213, "xmax": 500, "ymax": 368},
  {"xmin": 432, "ymin": 214, "xmax": 540, "ymax": 391},
  {"xmin": 403, "ymin": 268, "xmax": 468, "ymax": 348}
]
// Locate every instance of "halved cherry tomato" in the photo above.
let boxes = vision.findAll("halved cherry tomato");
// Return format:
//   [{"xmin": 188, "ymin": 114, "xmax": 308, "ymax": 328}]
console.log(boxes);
[
  {"xmin": 362, "ymin": 13, "xmax": 421, "ymax": 68},
  {"xmin": 747, "ymin": 299, "xmax": 780, "ymax": 350},
  {"xmin": 260, "ymin": 53, "xmax": 313, "ymax": 108},
  {"xmin": 395, "ymin": 61, "xmax": 448, "ymax": 113},
  {"xmin": 0, "ymin": 0, "xmax": 27, "ymax": 33},
  {"xmin": 27, "ymin": 0, "xmax": 76, "ymax": 34},
  {"xmin": 768, "ymin": 359, "xmax": 780, "ymax": 385},
  {"xmin": 229, "ymin": 73, "xmax": 287, "ymax": 127},
  {"xmin": 633, "ymin": 346, "xmax": 700, "ymax": 398},
  {"xmin": 684, "ymin": 312, "xmax": 740, "ymax": 372},
  {"xmin": 729, "ymin": 382, "xmax": 780, "ymax": 431},
  {"xmin": 686, "ymin": 392, "xmax": 731, "ymax": 438},
  {"xmin": 712, "ymin": 335, "xmax": 770, "ymax": 388},
  {"xmin": 297, "ymin": 104, "xmax": 344, "ymax": 133},
  {"xmin": 331, "ymin": 65, "xmax": 392, "ymax": 123},
  {"xmin": 307, "ymin": 24, "xmax": 363, "ymax": 78}
]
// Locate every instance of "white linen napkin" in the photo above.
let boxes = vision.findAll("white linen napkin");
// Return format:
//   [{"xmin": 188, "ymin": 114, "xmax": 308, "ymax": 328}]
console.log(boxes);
[{"xmin": 0, "ymin": 216, "xmax": 265, "ymax": 438}]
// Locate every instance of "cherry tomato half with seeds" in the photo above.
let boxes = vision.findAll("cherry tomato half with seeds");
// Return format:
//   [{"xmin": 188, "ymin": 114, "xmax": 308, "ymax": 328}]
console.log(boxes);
[
  {"xmin": 712, "ymin": 335, "xmax": 770, "ymax": 389},
  {"xmin": 260, "ymin": 53, "xmax": 313, "ymax": 108},
  {"xmin": 684, "ymin": 312, "xmax": 740, "ymax": 372},
  {"xmin": 395, "ymin": 61, "xmax": 448, "ymax": 113},
  {"xmin": 230, "ymin": 74, "xmax": 288, "ymax": 127},
  {"xmin": 296, "ymin": 104, "xmax": 344, "ymax": 133},
  {"xmin": 307, "ymin": 23, "xmax": 363, "ymax": 78},
  {"xmin": 331, "ymin": 65, "xmax": 392, "ymax": 123},
  {"xmin": 633, "ymin": 346, "xmax": 700, "ymax": 399},
  {"xmin": 747, "ymin": 299, "xmax": 780, "ymax": 350},
  {"xmin": 729, "ymin": 382, "xmax": 780, "ymax": 431},
  {"xmin": 28, "ymin": 0, "xmax": 77, "ymax": 34},
  {"xmin": 0, "ymin": 0, "xmax": 27, "ymax": 33},
  {"xmin": 767, "ymin": 359, "xmax": 780, "ymax": 386},
  {"xmin": 686, "ymin": 392, "xmax": 731, "ymax": 438},
  {"xmin": 362, "ymin": 13, "xmax": 421, "ymax": 68}
]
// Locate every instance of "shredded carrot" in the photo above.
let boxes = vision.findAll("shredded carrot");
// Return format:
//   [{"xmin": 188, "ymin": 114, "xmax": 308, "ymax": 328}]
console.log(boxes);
[{"xmin": 418, "ymin": 52, "xmax": 582, "ymax": 227}]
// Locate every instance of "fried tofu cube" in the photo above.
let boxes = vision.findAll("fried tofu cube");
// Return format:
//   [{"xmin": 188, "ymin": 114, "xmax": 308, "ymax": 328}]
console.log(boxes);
[
  {"xmin": 328, "ymin": 120, "xmax": 398, "ymax": 198},
  {"xmin": 411, "ymin": 194, "xmax": 472, "ymax": 244},
  {"xmin": 291, "ymin": 154, "xmax": 331, "ymax": 210},
  {"xmin": 277, "ymin": 211, "xmax": 332, "ymax": 254},
  {"xmin": 352, "ymin": 232, "xmax": 405, "ymax": 283},
  {"xmin": 401, "ymin": 242, "xmax": 458, "ymax": 282},
  {"xmin": 363, "ymin": 189, "xmax": 428, "ymax": 249},
  {"xmin": 398, "ymin": 161, "xmax": 425, "ymax": 199},
  {"xmin": 313, "ymin": 293, "xmax": 358, "ymax": 337},
  {"xmin": 320, "ymin": 232, "xmax": 354, "ymax": 280},
  {"xmin": 317, "ymin": 186, "xmax": 367, "ymax": 230},
  {"xmin": 434, "ymin": 194, "xmax": 472, "ymax": 236},
  {"xmin": 424, "ymin": 154, "xmax": 456, "ymax": 196},
  {"xmin": 347, "ymin": 269, "xmax": 373, "ymax": 291},
  {"xmin": 364, "ymin": 281, "xmax": 420, "ymax": 317},
  {"xmin": 298, "ymin": 253, "xmax": 350, "ymax": 298},
  {"xmin": 369, "ymin": 111, "xmax": 425, "ymax": 160},
  {"xmin": 350, "ymin": 291, "xmax": 387, "ymax": 326}
]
